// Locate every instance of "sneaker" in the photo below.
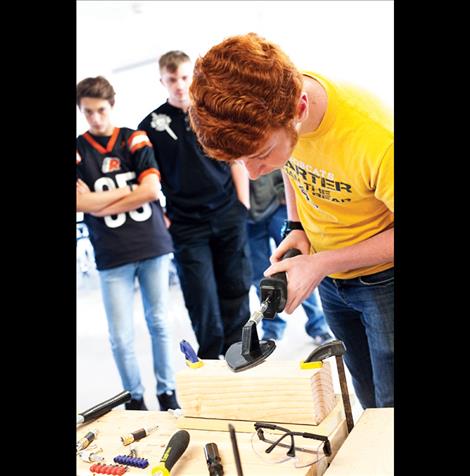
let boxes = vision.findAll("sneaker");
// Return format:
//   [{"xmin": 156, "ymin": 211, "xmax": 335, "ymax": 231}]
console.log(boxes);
[
  {"xmin": 311, "ymin": 332, "xmax": 334, "ymax": 346},
  {"xmin": 157, "ymin": 390, "xmax": 180, "ymax": 411},
  {"xmin": 125, "ymin": 397, "xmax": 148, "ymax": 411}
]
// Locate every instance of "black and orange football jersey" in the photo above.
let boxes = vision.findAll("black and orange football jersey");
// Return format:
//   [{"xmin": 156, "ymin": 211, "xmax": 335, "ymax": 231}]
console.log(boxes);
[{"xmin": 76, "ymin": 127, "xmax": 173, "ymax": 270}]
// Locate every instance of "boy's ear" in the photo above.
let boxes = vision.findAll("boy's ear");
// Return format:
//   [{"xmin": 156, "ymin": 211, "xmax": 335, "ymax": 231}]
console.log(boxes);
[{"xmin": 296, "ymin": 93, "xmax": 308, "ymax": 121}]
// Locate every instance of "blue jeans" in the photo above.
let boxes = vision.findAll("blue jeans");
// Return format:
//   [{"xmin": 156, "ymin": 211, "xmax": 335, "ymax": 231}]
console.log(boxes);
[
  {"xmin": 98, "ymin": 254, "xmax": 175, "ymax": 399},
  {"xmin": 318, "ymin": 267, "xmax": 394, "ymax": 408},
  {"xmin": 247, "ymin": 204, "xmax": 329, "ymax": 339}
]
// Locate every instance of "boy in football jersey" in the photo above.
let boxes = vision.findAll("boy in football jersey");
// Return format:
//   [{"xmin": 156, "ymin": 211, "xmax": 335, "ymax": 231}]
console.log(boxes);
[
  {"xmin": 189, "ymin": 34, "xmax": 394, "ymax": 409},
  {"xmin": 76, "ymin": 76, "xmax": 178, "ymax": 411}
]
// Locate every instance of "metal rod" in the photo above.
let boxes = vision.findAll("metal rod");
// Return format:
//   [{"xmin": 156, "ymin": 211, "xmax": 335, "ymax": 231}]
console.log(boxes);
[{"xmin": 335, "ymin": 355, "xmax": 354, "ymax": 433}]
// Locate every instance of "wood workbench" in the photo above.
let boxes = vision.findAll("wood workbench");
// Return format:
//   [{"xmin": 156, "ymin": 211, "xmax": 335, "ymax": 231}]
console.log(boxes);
[
  {"xmin": 76, "ymin": 401, "xmax": 348, "ymax": 475},
  {"xmin": 323, "ymin": 408, "xmax": 394, "ymax": 476}
]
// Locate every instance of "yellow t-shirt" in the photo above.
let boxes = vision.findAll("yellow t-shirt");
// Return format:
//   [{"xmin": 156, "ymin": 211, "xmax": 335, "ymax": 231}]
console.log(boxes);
[{"xmin": 284, "ymin": 71, "xmax": 394, "ymax": 279}]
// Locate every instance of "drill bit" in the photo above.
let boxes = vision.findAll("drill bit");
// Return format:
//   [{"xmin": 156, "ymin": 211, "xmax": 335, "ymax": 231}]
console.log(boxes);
[
  {"xmin": 248, "ymin": 298, "xmax": 270, "ymax": 324},
  {"xmin": 76, "ymin": 428, "xmax": 99, "ymax": 452},
  {"xmin": 121, "ymin": 424, "xmax": 159, "ymax": 445},
  {"xmin": 78, "ymin": 447, "xmax": 104, "ymax": 463}
]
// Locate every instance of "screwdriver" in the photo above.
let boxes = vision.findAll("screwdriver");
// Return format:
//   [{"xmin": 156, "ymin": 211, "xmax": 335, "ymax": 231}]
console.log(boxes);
[
  {"xmin": 151, "ymin": 430, "xmax": 190, "ymax": 475},
  {"xmin": 204, "ymin": 442, "xmax": 224, "ymax": 475}
]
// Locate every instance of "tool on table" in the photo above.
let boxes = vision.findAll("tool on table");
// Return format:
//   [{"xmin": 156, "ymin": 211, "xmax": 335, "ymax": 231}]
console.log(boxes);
[
  {"xmin": 180, "ymin": 339, "xmax": 203, "ymax": 368},
  {"xmin": 127, "ymin": 445, "xmax": 138, "ymax": 458},
  {"xmin": 77, "ymin": 446, "xmax": 104, "ymax": 463},
  {"xmin": 114, "ymin": 453, "xmax": 149, "ymax": 468},
  {"xmin": 89, "ymin": 463, "xmax": 127, "ymax": 475},
  {"xmin": 204, "ymin": 442, "xmax": 224, "ymax": 476},
  {"xmin": 225, "ymin": 248, "xmax": 301, "ymax": 372},
  {"xmin": 77, "ymin": 390, "xmax": 131, "ymax": 425},
  {"xmin": 121, "ymin": 424, "xmax": 159, "ymax": 445},
  {"xmin": 228, "ymin": 424, "xmax": 244, "ymax": 476},
  {"xmin": 151, "ymin": 429, "xmax": 190, "ymax": 476},
  {"xmin": 76, "ymin": 428, "xmax": 99, "ymax": 452},
  {"xmin": 303, "ymin": 339, "xmax": 354, "ymax": 433}
]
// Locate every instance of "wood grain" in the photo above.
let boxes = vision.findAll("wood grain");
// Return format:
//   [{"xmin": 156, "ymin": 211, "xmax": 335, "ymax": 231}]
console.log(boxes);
[
  {"xmin": 76, "ymin": 407, "xmax": 347, "ymax": 475},
  {"xmin": 176, "ymin": 359, "xmax": 335, "ymax": 425},
  {"xmin": 323, "ymin": 408, "xmax": 394, "ymax": 476}
]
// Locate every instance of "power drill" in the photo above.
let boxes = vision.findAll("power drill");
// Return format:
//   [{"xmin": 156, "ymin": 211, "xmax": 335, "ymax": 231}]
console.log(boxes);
[{"xmin": 259, "ymin": 248, "xmax": 301, "ymax": 318}]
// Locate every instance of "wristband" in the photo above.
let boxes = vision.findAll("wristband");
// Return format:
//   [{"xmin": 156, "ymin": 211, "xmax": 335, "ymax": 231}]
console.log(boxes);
[{"xmin": 281, "ymin": 220, "xmax": 304, "ymax": 240}]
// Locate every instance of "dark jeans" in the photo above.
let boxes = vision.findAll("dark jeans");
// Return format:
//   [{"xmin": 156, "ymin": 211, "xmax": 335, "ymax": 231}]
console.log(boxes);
[
  {"xmin": 170, "ymin": 201, "xmax": 252, "ymax": 358},
  {"xmin": 247, "ymin": 204, "xmax": 329, "ymax": 339},
  {"xmin": 318, "ymin": 267, "xmax": 394, "ymax": 408}
]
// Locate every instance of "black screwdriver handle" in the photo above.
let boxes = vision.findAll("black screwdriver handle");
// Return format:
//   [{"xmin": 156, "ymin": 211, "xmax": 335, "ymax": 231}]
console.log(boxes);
[
  {"xmin": 260, "ymin": 248, "xmax": 301, "ymax": 319},
  {"xmin": 153, "ymin": 430, "xmax": 190, "ymax": 474}
]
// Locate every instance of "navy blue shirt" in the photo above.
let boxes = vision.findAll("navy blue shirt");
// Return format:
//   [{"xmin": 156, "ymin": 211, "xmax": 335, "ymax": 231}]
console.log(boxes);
[
  {"xmin": 76, "ymin": 127, "xmax": 173, "ymax": 270},
  {"xmin": 138, "ymin": 102, "xmax": 237, "ymax": 223}
]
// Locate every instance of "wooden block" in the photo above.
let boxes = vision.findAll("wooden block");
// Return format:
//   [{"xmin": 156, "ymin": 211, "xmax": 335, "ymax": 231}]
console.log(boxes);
[
  {"xmin": 176, "ymin": 394, "xmax": 344, "ymax": 434},
  {"xmin": 176, "ymin": 359, "xmax": 335, "ymax": 426}
]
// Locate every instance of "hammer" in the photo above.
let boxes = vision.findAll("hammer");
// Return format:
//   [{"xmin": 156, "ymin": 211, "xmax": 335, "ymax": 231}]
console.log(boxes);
[{"xmin": 303, "ymin": 340, "xmax": 355, "ymax": 433}]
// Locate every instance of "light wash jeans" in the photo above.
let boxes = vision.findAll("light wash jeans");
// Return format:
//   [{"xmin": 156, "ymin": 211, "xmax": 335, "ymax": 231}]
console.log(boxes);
[
  {"xmin": 318, "ymin": 267, "xmax": 394, "ymax": 408},
  {"xmin": 98, "ymin": 254, "xmax": 175, "ymax": 399}
]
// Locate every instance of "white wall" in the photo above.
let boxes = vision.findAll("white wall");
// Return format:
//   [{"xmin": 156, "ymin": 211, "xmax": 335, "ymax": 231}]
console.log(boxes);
[{"xmin": 77, "ymin": 0, "xmax": 393, "ymax": 133}]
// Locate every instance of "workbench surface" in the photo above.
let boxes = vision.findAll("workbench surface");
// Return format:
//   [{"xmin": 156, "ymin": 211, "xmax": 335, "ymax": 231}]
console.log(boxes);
[
  {"xmin": 323, "ymin": 408, "xmax": 394, "ymax": 476},
  {"xmin": 76, "ymin": 405, "xmax": 348, "ymax": 475}
]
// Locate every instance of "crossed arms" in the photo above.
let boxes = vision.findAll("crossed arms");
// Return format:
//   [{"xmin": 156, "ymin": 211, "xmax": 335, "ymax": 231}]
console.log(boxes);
[{"xmin": 76, "ymin": 173, "xmax": 161, "ymax": 216}]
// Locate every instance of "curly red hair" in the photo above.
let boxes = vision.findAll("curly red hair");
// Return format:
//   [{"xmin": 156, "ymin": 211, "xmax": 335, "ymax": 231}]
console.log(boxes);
[{"xmin": 189, "ymin": 33, "xmax": 303, "ymax": 162}]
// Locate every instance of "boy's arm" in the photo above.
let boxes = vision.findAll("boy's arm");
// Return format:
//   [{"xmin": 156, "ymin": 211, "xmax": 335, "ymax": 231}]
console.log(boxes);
[
  {"xmin": 90, "ymin": 172, "xmax": 161, "ymax": 217},
  {"xmin": 76, "ymin": 178, "xmax": 131, "ymax": 213},
  {"xmin": 282, "ymin": 170, "xmax": 300, "ymax": 220},
  {"xmin": 231, "ymin": 161, "xmax": 250, "ymax": 209}
]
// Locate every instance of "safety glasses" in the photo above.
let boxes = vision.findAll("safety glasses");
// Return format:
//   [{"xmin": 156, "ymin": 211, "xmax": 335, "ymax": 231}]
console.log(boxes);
[{"xmin": 251, "ymin": 422, "xmax": 331, "ymax": 468}]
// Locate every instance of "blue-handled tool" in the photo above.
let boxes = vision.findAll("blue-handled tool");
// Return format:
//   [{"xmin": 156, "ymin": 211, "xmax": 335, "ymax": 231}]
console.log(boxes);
[{"xmin": 180, "ymin": 340, "xmax": 204, "ymax": 368}]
